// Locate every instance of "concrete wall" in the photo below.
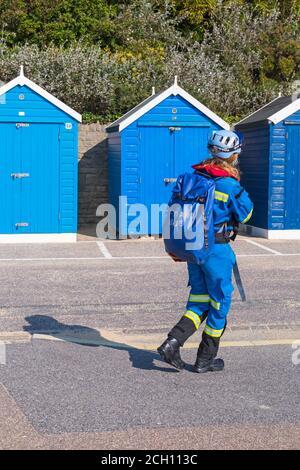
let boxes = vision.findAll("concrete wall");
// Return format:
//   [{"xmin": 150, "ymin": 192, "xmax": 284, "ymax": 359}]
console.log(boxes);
[{"xmin": 78, "ymin": 123, "xmax": 108, "ymax": 226}]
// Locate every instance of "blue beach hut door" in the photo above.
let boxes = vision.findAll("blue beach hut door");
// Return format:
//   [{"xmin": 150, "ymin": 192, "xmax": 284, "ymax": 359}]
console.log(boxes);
[
  {"xmin": 0, "ymin": 122, "xmax": 60, "ymax": 234},
  {"xmin": 139, "ymin": 125, "xmax": 209, "ymax": 234},
  {"xmin": 285, "ymin": 125, "xmax": 300, "ymax": 229},
  {"xmin": 174, "ymin": 126, "xmax": 210, "ymax": 174}
]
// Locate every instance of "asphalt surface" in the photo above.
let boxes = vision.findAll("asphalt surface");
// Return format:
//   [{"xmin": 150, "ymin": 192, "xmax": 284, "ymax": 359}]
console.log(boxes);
[
  {"xmin": 0, "ymin": 235, "xmax": 299, "ymax": 449},
  {"xmin": 0, "ymin": 237, "xmax": 300, "ymax": 332},
  {"xmin": 1, "ymin": 340, "xmax": 299, "ymax": 434}
]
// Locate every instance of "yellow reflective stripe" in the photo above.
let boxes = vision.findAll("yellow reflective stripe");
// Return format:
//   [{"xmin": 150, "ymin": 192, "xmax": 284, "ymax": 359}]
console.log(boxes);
[
  {"xmin": 214, "ymin": 191, "xmax": 229, "ymax": 203},
  {"xmin": 184, "ymin": 310, "xmax": 201, "ymax": 329},
  {"xmin": 241, "ymin": 208, "xmax": 253, "ymax": 224},
  {"xmin": 189, "ymin": 295, "xmax": 221, "ymax": 310},
  {"xmin": 189, "ymin": 294, "xmax": 210, "ymax": 303},
  {"xmin": 210, "ymin": 298, "xmax": 221, "ymax": 310},
  {"xmin": 204, "ymin": 325, "xmax": 224, "ymax": 338}
]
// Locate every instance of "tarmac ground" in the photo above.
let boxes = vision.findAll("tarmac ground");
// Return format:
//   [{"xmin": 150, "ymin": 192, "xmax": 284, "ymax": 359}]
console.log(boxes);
[{"xmin": 0, "ymin": 234, "xmax": 299, "ymax": 449}]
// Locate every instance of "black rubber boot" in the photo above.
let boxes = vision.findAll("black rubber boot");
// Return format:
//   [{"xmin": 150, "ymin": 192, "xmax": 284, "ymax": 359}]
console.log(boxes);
[
  {"xmin": 193, "ymin": 330, "xmax": 224, "ymax": 373},
  {"xmin": 157, "ymin": 337, "xmax": 185, "ymax": 370},
  {"xmin": 194, "ymin": 357, "xmax": 224, "ymax": 373}
]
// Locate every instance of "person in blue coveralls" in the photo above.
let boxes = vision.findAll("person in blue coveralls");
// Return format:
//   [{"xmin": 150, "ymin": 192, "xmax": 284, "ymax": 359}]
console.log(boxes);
[{"xmin": 158, "ymin": 130, "xmax": 253, "ymax": 373}]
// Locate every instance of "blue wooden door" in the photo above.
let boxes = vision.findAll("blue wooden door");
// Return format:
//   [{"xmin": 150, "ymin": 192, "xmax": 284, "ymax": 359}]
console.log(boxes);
[
  {"xmin": 140, "ymin": 126, "xmax": 175, "ymax": 204},
  {"xmin": 0, "ymin": 123, "xmax": 60, "ymax": 234},
  {"xmin": 0, "ymin": 123, "xmax": 21, "ymax": 233},
  {"xmin": 174, "ymin": 126, "xmax": 210, "ymax": 174},
  {"xmin": 139, "ymin": 125, "xmax": 211, "ymax": 234},
  {"xmin": 139, "ymin": 126, "xmax": 174, "ymax": 234},
  {"xmin": 285, "ymin": 125, "xmax": 300, "ymax": 229}
]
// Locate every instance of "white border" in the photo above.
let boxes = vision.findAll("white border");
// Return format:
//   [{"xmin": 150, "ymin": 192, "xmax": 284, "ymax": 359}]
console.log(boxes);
[
  {"xmin": 0, "ymin": 71, "xmax": 82, "ymax": 122},
  {"xmin": 108, "ymin": 84, "xmax": 230, "ymax": 132},
  {"xmin": 0, "ymin": 233, "xmax": 77, "ymax": 244},
  {"xmin": 239, "ymin": 224, "xmax": 300, "ymax": 239},
  {"xmin": 269, "ymin": 97, "xmax": 300, "ymax": 124}
]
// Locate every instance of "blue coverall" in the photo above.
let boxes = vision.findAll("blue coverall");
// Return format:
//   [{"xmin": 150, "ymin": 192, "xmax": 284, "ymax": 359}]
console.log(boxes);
[{"xmin": 184, "ymin": 174, "xmax": 253, "ymax": 345}]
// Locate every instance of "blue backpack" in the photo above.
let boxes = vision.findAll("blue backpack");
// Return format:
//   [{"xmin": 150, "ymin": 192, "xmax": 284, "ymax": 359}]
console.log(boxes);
[{"xmin": 163, "ymin": 172, "xmax": 216, "ymax": 265}]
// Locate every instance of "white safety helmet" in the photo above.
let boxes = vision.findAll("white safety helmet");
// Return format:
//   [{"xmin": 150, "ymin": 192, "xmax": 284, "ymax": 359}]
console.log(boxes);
[{"xmin": 208, "ymin": 130, "xmax": 243, "ymax": 159}]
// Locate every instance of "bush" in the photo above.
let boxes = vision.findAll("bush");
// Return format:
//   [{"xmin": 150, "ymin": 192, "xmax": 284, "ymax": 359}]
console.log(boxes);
[{"xmin": 0, "ymin": 1, "xmax": 299, "ymax": 122}]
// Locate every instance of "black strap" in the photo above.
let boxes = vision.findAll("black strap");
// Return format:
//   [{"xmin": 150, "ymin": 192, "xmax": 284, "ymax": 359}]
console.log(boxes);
[
  {"xmin": 215, "ymin": 233, "xmax": 230, "ymax": 244},
  {"xmin": 203, "ymin": 213, "xmax": 209, "ymax": 249},
  {"xmin": 214, "ymin": 237, "xmax": 246, "ymax": 300},
  {"xmin": 198, "ymin": 203, "xmax": 209, "ymax": 249},
  {"xmin": 230, "ymin": 220, "xmax": 239, "ymax": 241},
  {"xmin": 233, "ymin": 261, "xmax": 246, "ymax": 302},
  {"xmin": 235, "ymin": 188, "xmax": 245, "ymax": 199},
  {"xmin": 215, "ymin": 217, "xmax": 239, "ymax": 243}
]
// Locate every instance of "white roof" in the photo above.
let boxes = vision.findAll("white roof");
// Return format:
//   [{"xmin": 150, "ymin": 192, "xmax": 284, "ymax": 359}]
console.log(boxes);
[
  {"xmin": 107, "ymin": 77, "xmax": 230, "ymax": 132},
  {"xmin": 0, "ymin": 66, "xmax": 82, "ymax": 122}
]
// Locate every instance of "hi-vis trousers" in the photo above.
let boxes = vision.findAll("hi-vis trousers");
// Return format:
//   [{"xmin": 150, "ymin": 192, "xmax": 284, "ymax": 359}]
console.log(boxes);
[
  {"xmin": 168, "ymin": 244, "xmax": 236, "ymax": 360},
  {"xmin": 183, "ymin": 243, "xmax": 235, "ymax": 362},
  {"xmin": 185, "ymin": 244, "xmax": 236, "ymax": 357}
]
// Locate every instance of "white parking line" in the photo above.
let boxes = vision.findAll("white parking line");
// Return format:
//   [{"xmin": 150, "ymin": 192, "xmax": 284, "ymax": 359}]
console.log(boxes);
[
  {"xmin": 244, "ymin": 238, "xmax": 283, "ymax": 255},
  {"xmin": 0, "ymin": 253, "xmax": 300, "ymax": 262},
  {"xmin": 0, "ymin": 257, "xmax": 110, "ymax": 261},
  {"xmin": 96, "ymin": 241, "xmax": 112, "ymax": 258},
  {"xmin": 0, "ymin": 256, "xmax": 169, "ymax": 261}
]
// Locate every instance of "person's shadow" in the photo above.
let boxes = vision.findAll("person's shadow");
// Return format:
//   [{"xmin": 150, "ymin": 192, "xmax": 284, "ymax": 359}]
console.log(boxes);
[{"xmin": 23, "ymin": 315, "xmax": 179, "ymax": 373}]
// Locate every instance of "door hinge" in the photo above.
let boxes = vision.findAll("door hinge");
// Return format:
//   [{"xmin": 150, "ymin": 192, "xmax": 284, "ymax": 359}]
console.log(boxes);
[
  {"xmin": 58, "ymin": 129, "xmax": 61, "ymax": 141},
  {"xmin": 58, "ymin": 212, "xmax": 61, "ymax": 221}
]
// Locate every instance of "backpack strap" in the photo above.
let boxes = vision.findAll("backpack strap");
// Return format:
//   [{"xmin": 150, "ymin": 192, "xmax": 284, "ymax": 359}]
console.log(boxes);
[
  {"xmin": 233, "ymin": 261, "xmax": 246, "ymax": 301},
  {"xmin": 199, "ymin": 203, "xmax": 209, "ymax": 249}
]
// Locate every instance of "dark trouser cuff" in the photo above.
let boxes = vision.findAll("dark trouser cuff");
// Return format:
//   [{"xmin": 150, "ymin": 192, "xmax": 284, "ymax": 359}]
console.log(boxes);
[
  {"xmin": 197, "ymin": 331, "xmax": 220, "ymax": 362},
  {"xmin": 168, "ymin": 316, "xmax": 197, "ymax": 346}
]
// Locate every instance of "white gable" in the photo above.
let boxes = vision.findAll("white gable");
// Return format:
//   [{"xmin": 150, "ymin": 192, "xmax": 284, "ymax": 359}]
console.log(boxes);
[
  {"xmin": 109, "ymin": 82, "xmax": 230, "ymax": 132},
  {"xmin": 269, "ymin": 97, "xmax": 300, "ymax": 124},
  {"xmin": 0, "ymin": 67, "xmax": 82, "ymax": 122}
]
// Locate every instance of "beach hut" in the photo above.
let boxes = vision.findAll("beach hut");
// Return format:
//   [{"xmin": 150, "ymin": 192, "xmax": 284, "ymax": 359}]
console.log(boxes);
[
  {"xmin": 0, "ymin": 67, "xmax": 81, "ymax": 242},
  {"xmin": 106, "ymin": 78, "xmax": 230, "ymax": 236},
  {"xmin": 235, "ymin": 94, "xmax": 300, "ymax": 238}
]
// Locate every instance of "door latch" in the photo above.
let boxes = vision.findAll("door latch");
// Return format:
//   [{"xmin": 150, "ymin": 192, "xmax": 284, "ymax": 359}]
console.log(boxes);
[
  {"xmin": 164, "ymin": 178, "xmax": 177, "ymax": 184},
  {"xmin": 11, "ymin": 173, "xmax": 30, "ymax": 179},
  {"xmin": 169, "ymin": 127, "xmax": 181, "ymax": 132},
  {"xmin": 15, "ymin": 222, "xmax": 29, "ymax": 227},
  {"xmin": 16, "ymin": 123, "xmax": 29, "ymax": 128}
]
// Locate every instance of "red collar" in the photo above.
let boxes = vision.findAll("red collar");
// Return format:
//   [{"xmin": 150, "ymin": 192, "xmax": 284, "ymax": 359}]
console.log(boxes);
[{"xmin": 192, "ymin": 163, "xmax": 239, "ymax": 181}]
